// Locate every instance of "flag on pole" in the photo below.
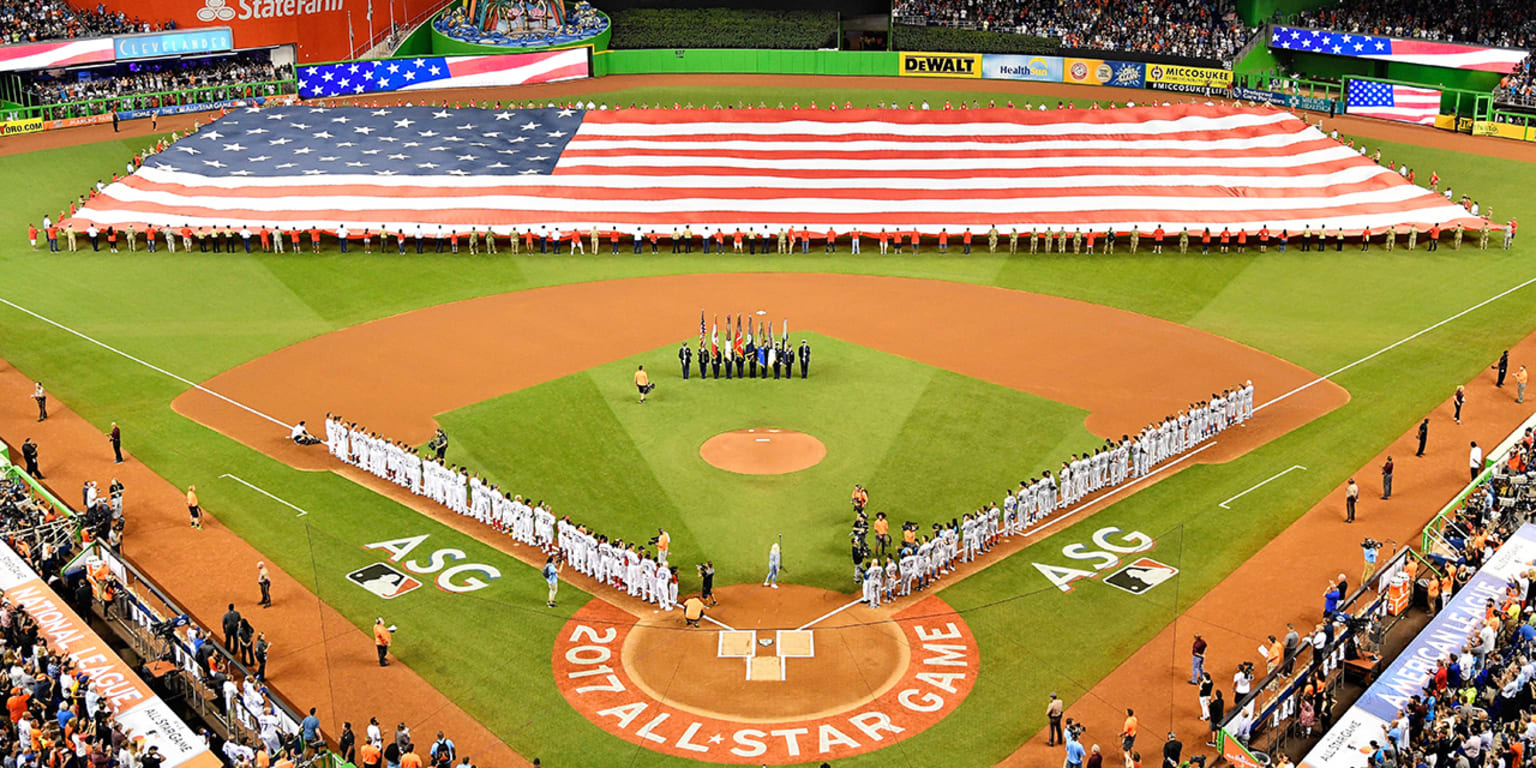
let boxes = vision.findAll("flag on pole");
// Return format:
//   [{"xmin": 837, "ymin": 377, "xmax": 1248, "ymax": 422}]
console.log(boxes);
[
  {"xmin": 734, "ymin": 314, "xmax": 744, "ymax": 356},
  {"xmin": 698, "ymin": 309, "xmax": 705, "ymax": 351},
  {"xmin": 711, "ymin": 315, "xmax": 719, "ymax": 357},
  {"xmin": 744, "ymin": 316, "xmax": 753, "ymax": 346},
  {"xmin": 781, "ymin": 318, "xmax": 788, "ymax": 349}
]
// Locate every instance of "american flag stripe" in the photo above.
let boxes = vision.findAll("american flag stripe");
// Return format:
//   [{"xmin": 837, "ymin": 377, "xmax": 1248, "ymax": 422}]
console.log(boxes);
[
  {"xmin": 73, "ymin": 103, "xmax": 1486, "ymax": 237},
  {"xmin": 0, "ymin": 37, "xmax": 115, "ymax": 72}
]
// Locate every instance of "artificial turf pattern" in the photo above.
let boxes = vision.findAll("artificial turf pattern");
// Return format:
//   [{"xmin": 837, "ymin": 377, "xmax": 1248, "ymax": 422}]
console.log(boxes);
[{"xmin": 0, "ymin": 83, "xmax": 1533, "ymax": 766}]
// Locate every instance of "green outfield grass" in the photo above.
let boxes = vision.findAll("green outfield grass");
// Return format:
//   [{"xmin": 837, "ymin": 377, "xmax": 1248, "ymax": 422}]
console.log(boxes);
[
  {"xmin": 0, "ymin": 84, "xmax": 1533, "ymax": 766},
  {"xmin": 436, "ymin": 333, "xmax": 1098, "ymax": 589}
]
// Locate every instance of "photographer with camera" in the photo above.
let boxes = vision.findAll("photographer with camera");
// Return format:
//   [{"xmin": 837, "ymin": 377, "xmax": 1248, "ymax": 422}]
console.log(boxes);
[
  {"xmin": 1361, "ymin": 538, "xmax": 1392, "ymax": 583},
  {"xmin": 1062, "ymin": 718, "xmax": 1087, "ymax": 768}
]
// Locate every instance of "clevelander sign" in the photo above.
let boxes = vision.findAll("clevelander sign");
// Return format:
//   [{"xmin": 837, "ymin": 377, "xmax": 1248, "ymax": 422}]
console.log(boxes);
[{"xmin": 900, "ymin": 52, "xmax": 982, "ymax": 78}]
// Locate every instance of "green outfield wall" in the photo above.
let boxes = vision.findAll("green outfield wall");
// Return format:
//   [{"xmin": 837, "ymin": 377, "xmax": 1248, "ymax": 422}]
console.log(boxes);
[
  {"xmin": 1278, "ymin": 50, "xmax": 1503, "ymax": 92},
  {"xmin": 593, "ymin": 48, "xmax": 896, "ymax": 77}
]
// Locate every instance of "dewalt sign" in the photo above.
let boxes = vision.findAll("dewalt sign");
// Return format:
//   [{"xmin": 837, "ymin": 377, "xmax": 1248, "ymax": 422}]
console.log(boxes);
[{"xmin": 899, "ymin": 52, "xmax": 983, "ymax": 78}]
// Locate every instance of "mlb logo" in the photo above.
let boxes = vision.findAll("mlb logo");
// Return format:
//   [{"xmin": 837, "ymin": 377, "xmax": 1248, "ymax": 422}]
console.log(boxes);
[
  {"xmin": 1104, "ymin": 558, "xmax": 1179, "ymax": 595},
  {"xmin": 346, "ymin": 563, "xmax": 422, "ymax": 599}
]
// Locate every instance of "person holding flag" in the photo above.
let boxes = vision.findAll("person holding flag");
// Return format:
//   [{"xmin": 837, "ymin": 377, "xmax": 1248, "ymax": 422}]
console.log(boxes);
[
  {"xmin": 745, "ymin": 320, "xmax": 758, "ymax": 378},
  {"xmin": 723, "ymin": 321, "xmax": 734, "ymax": 379},
  {"xmin": 710, "ymin": 315, "xmax": 722, "ymax": 379},
  {"xmin": 734, "ymin": 315, "xmax": 746, "ymax": 378}
]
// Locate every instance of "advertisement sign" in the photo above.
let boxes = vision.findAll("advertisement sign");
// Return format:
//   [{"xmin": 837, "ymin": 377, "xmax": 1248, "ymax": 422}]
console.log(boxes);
[
  {"xmin": 115, "ymin": 96, "xmax": 272, "ymax": 120},
  {"xmin": 89, "ymin": 0, "xmax": 447, "ymax": 62},
  {"xmin": 1301, "ymin": 523, "xmax": 1536, "ymax": 768},
  {"xmin": 43, "ymin": 114, "xmax": 116, "ymax": 131},
  {"xmin": 1229, "ymin": 86, "xmax": 1339, "ymax": 114},
  {"xmin": 2, "ymin": 117, "xmax": 43, "ymax": 136},
  {"xmin": 0, "ymin": 543, "xmax": 223, "ymax": 768},
  {"xmin": 1146, "ymin": 63, "xmax": 1232, "ymax": 94},
  {"xmin": 899, "ymin": 51, "xmax": 982, "ymax": 78},
  {"xmin": 981, "ymin": 54, "xmax": 1063, "ymax": 82},
  {"xmin": 1472, "ymin": 121, "xmax": 1535, "ymax": 141},
  {"xmin": 115, "ymin": 28, "xmax": 234, "ymax": 60},
  {"xmin": 1063, "ymin": 58, "xmax": 1146, "ymax": 88}
]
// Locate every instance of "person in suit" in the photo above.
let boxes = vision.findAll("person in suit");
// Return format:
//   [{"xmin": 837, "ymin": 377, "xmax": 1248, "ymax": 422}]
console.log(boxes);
[
  {"xmin": 678, "ymin": 343, "xmax": 692, "ymax": 380},
  {"xmin": 1416, "ymin": 418, "xmax": 1429, "ymax": 457},
  {"xmin": 20, "ymin": 438, "xmax": 41, "ymax": 479},
  {"xmin": 1494, "ymin": 350, "xmax": 1509, "ymax": 387},
  {"xmin": 798, "ymin": 339, "xmax": 811, "ymax": 378}
]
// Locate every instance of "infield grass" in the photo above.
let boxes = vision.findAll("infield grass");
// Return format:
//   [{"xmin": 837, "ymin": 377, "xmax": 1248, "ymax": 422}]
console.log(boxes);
[{"xmin": 0, "ymin": 88, "xmax": 1532, "ymax": 766}]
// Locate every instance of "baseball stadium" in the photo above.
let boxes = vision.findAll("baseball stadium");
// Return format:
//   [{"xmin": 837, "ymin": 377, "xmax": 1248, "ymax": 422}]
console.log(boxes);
[{"xmin": 0, "ymin": 0, "xmax": 1534, "ymax": 766}]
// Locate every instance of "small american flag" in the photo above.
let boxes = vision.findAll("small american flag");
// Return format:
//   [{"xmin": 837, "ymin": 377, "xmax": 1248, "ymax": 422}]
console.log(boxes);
[
  {"xmin": 73, "ymin": 102, "xmax": 1484, "ymax": 238},
  {"xmin": 1346, "ymin": 80, "xmax": 1442, "ymax": 126}
]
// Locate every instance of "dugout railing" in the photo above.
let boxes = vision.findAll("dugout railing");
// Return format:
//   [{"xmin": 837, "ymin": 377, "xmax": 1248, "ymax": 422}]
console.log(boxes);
[
  {"xmin": 1420, "ymin": 411, "xmax": 1536, "ymax": 557},
  {"xmin": 67, "ymin": 540, "xmax": 322, "ymax": 763},
  {"xmin": 1214, "ymin": 545, "xmax": 1431, "ymax": 765}
]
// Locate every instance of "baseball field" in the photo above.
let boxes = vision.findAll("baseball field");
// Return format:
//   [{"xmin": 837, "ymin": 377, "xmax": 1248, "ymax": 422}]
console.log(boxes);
[{"xmin": 2, "ymin": 74, "xmax": 1534, "ymax": 767}]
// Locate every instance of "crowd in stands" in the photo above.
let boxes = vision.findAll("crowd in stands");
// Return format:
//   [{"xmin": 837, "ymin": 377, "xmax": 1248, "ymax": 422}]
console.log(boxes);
[
  {"xmin": 1291, "ymin": 0, "xmax": 1535, "ymax": 49},
  {"xmin": 1497, "ymin": 55, "xmax": 1536, "ymax": 108},
  {"xmin": 0, "ymin": 0, "xmax": 168, "ymax": 45},
  {"xmin": 0, "ymin": 472, "xmax": 68, "ymax": 539},
  {"xmin": 27, "ymin": 56, "xmax": 290, "ymax": 111},
  {"xmin": 891, "ymin": 0, "xmax": 1254, "ymax": 62}
]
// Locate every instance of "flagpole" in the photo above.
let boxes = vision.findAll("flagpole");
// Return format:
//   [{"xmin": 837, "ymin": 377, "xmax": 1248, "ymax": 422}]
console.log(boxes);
[
  {"xmin": 367, "ymin": 0, "xmax": 375, "ymax": 52},
  {"xmin": 347, "ymin": 10, "xmax": 356, "ymax": 59}
]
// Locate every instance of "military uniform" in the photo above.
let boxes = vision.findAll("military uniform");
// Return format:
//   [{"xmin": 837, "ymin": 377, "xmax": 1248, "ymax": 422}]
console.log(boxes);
[{"xmin": 679, "ymin": 344, "xmax": 692, "ymax": 379}]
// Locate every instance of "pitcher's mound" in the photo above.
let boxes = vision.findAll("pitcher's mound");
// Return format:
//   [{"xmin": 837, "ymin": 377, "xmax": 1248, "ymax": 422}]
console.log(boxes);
[{"xmin": 700, "ymin": 429, "xmax": 826, "ymax": 475}]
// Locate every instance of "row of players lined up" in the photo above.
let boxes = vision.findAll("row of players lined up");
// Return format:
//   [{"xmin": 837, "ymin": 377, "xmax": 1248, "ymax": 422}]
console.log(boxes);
[
  {"xmin": 852, "ymin": 381, "xmax": 1256, "ymax": 607},
  {"xmin": 28, "ymin": 219, "xmax": 1521, "ymax": 255},
  {"xmin": 322, "ymin": 415, "xmax": 690, "ymax": 613}
]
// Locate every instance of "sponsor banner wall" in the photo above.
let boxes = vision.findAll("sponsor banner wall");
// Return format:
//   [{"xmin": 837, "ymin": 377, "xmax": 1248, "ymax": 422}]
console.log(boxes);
[
  {"xmin": 0, "ymin": 543, "xmax": 222, "ymax": 768},
  {"xmin": 1474, "ymin": 120, "xmax": 1536, "ymax": 141},
  {"xmin": 1062, "ymin": 57, "xmax": 1146, "ymax": 88},
  {"xmin": 898, "ymin": 51, "xmax": 982, "ymax": 78},
  {"xmin": 89, "ymin": 0, "xmax": 446, "ymax": 62},
  {"xmin": 1229, "ymin": 86, "xmax": 1339, "ymax": 113},
  {"xmin": 2, "ymin": 117, "xmax": 42, "ymax": 136},
  {"xmin": 1146, "ymin": 63, "xmax": 1232, "ymax": 94},
  {"xmin": 1301, "ymin": 523, "xmax": 1536, "ymax": 768},
  {"xmin": 980, "ymin": 53, "xmax": 1063, "ymax": 82},
  {"xmin": 115, "ymin": 28, "xmax": 234, "ymax": 60},
  {"xmin": 44, "ymin": 114, "xmax": 116, "ymax": 131}
]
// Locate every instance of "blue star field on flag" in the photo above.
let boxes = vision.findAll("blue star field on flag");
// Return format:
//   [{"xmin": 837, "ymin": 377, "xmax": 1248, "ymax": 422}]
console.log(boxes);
[
  {"xmin": 1270, "ymin": 26, "xmax": 1393, "ymax": 57},
  {"xmin": 300, "ymin": 57, "xmax": 469, "ymax": 98},
  {"xmin": 148, "ymin": 105, "xmax": 586, "ymax": 178}
]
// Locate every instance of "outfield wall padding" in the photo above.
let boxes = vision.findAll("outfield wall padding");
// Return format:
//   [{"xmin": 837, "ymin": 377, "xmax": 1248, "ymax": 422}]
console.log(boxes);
[{"xmin": 594, "ymin": 49, "xmax": 897, "ymax": 77}]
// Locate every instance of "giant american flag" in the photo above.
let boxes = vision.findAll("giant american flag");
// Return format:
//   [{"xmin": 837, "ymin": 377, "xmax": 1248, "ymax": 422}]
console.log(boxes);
[{"xmin": 70, "ymin": 102, "xmax": 1486, "ymax": 237}]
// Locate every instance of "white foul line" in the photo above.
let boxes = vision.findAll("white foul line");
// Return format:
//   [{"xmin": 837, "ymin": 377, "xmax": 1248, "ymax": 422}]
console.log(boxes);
[
  {"xmin": 0, "ymin": 295, "xmax": 291, "ymax": 430},
  {"xmin": 219, "ymin": 473, "xmax": 311, "ymax": 517},
  {"xmin": 796, "ymin": 597, "xmax": 866, "ymax": 631},
  {"xmin": 1218, "ymin": 465, "xmax": 1307, "ymax": 509},
  {"xmin": 701, "ymin": 614, "xmax": 737, "ymax": 631},
  {"xmin": 1018, "ymin": 442, "xmax": 1219, "ymax": 539},
  {"xmin": 1258, "ymin": 274, "xmax": 1536, "ymax": 413}
]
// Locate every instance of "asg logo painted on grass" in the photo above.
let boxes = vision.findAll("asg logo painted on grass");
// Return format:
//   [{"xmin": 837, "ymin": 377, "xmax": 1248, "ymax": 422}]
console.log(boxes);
[
  {"xmin": 554, "ymin": 597, "xmax": 976, "ymax": 764},
  {"xmin": 360, "ymin": 534, "xmax": 501, "ymax": 594},
  {"xmin": 1032, "ymin": 526, "xmax": 1162, "ymax": 593}
]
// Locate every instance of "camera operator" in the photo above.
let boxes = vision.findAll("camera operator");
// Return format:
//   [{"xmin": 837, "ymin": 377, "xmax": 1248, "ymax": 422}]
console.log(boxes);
[
  {"xmin": 1232, "ymin": 662, "xmax": 1254, "ymax": 715},
  {"xmin": 1361, "ymin": 537, "xmax": 1383, "ymax": 583},
  {"xmin": 1062, "ymin": 719, "xmax": 1087, "ymax": 768}
]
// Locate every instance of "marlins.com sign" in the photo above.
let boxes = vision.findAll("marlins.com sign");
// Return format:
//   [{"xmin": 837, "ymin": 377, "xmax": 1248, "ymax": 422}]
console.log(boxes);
[
  {"xmin": 1147, "ymin": 64, "xmax": 1232, "ymax": 94},
  {"xmin": 2, "ymin": 117, "xmax": 42, "ymax": 136},
  {"xmin": 900, "ymin": 52, "xmax": 982, "ymax": 78}
]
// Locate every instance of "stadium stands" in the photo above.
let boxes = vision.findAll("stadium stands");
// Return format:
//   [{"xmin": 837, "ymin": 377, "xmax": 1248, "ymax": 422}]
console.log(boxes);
[
  {"xmin": 28, "ymin": 57, "xmax": 285, "ymax": 106},
  {"xmin": 0, "ymin": 0, "xmax": 167, "ymax": 45},
  {"xmin": 1290, "ymin": 0, "xmax": 1535, "ymax": 49},
  {"xmin": 1497, "ymin": 55, "xmax": 1535, "ymax": 107},
  {"xmin": 890, "ymin": 0, "xmax": 1254, "ymax": 62}
]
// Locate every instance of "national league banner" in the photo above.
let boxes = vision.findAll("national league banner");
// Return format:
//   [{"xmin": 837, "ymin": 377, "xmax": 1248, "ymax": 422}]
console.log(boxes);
[{"xmin": 0, "ymin": 543, "xmax": 222, "ymax": 768}]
